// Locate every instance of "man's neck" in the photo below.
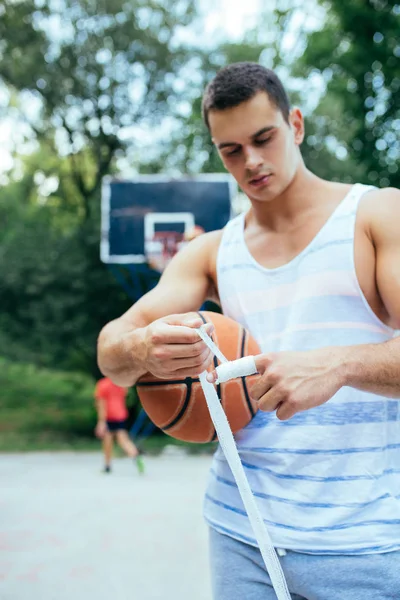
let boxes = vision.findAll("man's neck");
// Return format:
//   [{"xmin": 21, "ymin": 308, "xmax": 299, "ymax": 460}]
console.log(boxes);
[{"xmin": 247, "ymin": 168, "xmax": 335, "ymax": 231}]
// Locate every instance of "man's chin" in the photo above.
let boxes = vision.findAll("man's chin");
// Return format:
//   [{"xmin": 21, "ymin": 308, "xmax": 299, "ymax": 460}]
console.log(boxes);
[{"xmin": 244, "ymin": 185, "xmax": 276, "ymax": 203}]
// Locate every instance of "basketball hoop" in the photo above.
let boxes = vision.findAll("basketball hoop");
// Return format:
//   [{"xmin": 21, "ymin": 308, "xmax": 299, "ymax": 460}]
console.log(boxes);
[
  {"xmin": 144, "ymin": 212, "xmax": 195, "ymax": 272},
  {"xmin": 146, "ymin": 230, "xmax": 187, "ymax": 272}
]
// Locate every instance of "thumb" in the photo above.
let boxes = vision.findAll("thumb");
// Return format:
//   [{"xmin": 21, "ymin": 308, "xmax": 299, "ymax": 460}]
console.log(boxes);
[
  {"xmin": 180, "ymin": 312, "xmax": 214, "ymax": 332},
  {"xmin": 163, "ymin": 313, "xmax": 214, "ymax": 334},
  {"xmin": 163, "ymin": 313, "xmax": 202, "ymax": 327}
]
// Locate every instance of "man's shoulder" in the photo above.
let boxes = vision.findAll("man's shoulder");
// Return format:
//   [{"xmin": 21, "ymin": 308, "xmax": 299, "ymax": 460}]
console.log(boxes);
[
  {"xmin": 202, "ymin": 215, "xmax": 244, "ymax": 248},
  {"xmin": 359, "ymin": 186, "xmax": 400, "ymax": 213},
  {"xmin": 359, "ymin": 186, "xmax": 400, "ymax": 240},
  {"xmin": 179, "ymin": 228, "xmax": 223, "ymax": 262}
]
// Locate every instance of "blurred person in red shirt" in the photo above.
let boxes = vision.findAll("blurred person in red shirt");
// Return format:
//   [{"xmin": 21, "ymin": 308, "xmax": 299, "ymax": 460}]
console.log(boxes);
[{"xmin": 94, "ymin": 377, "xmax": 144, "ymax": 474}]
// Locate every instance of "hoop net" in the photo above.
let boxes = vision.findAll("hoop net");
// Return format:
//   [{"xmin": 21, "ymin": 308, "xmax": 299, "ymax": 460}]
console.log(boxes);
[{"xmin": 146, "ymin": 231, "xmax": 186, "ymax": 272}]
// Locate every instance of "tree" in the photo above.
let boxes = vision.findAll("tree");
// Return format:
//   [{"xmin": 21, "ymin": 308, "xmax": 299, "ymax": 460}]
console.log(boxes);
[
  {"xmin": 0, "ymin": 0, "xmax": 208, "ymax": 375},
  {"xmin": 296, "ymin": 0, "xmax": 400, "ymax": 188},
  {"xmin": 148, "ymin": 2, "xmax": 365, "ymax": 182},
  {"xmin": 145, "ymin": 39, "xmax": 268, "ymax": 175},
  {"xmin": 0, "ymin": 166, "xmax": 132, "ymax": 375},
  {"xmin": 0, "ymin": 0, "xmax": 199, "ymax": 221}
]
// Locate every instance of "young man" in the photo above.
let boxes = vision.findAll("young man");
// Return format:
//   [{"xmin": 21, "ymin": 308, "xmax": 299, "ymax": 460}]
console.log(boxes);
[
  {"xmin": 94, "ymin": 377, "xmax": 144, "ymax": 474},
  {"xmin": 97, "ymin": 63, "xmax": 400, "ymax": 599}
]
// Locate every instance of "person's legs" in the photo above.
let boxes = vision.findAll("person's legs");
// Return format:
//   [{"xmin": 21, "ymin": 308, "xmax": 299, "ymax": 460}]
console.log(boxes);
[
  {"xmin": 209, "ymin": 528, "xmax": 305, "ymax": 600},
  {"xmin": 115, "ymin": 429, "xmax": 139, "ymax": 457},
  {"xmin": 115, "ymin": 429, "xmax": 145, "ymax": 474},
  {"xmin": 102, "ymin": 430, "xmax": 113, "ymax": 472}
]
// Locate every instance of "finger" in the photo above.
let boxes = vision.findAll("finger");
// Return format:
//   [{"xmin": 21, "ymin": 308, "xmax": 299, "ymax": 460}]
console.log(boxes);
[
  {"xmin": 257, "ymin": 387, "xmax": 283, "ymax": 413},
  {"xmin": 152, "ymin": 323, "xmax": 207, "ymax": 345},
  {"xmin": 163, "ymin": 314, "xmax": 215, "ymax": 340},
  {"xmin": 156, "ymin": 339, "xmax": 212, "ymax": 360},
  {"xmin": 253, "ymin": 353, "xmax": 274, "ymax": 375},
  {"xmin": 191, "ymin": 322, "xmax": 214, "ymax": 339},
  {"xmin": 206, "ymin": 353, "xmax": 268, "ymax": 385},
  {"xmin": 276, "ymin": 401, "xmax": 297, "ymax": 421},
  {"xmin": 163, "ymin": 312, "xmax": 206, "ymax": 329},
  {"xmin": 203, "ymin": 322, "xmax": 215, "ymax": 337},
  {"xmin": 171, "ymin": 357, "xmax": 215, "ymax": 379},
  {"xmin": 249, "ymin": 375, "xmax": 274, "ymax": 402},
  {"xmin": 206, "ymin": 370, "xmax": 217, "ymax": 383},
  {"xmin": 160, "ymin": 348, "xmax": 213, "ymax": 376}
]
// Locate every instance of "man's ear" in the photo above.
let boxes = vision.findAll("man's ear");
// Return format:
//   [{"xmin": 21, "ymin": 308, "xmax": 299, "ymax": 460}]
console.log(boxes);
[{"xmin": 289, "ymin": 107, "xmax": 305, "ymax": 145}]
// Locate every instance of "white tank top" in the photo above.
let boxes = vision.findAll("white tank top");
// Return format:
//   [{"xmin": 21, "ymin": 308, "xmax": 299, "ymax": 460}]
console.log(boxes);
[{"xmin": 204, "ymin": 184, "xmax": 400, "ymax": 554}]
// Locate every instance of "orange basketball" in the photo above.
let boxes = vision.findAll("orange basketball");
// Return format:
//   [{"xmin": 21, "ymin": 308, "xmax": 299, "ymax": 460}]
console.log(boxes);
[{"xmin": 136, "ymin": 311, "xmax": 260, "ymax": 443}]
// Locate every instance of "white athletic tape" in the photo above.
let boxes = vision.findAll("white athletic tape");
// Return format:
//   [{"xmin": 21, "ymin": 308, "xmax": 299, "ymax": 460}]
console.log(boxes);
[
  {"xmin": 196, "ymin": 328, "xmax": 291, "ymax": 600},
  {"xmin": 196, "ymin": 325, "xmax": 228, "ymax": 364},
  {"xmin": 215, "ymin": 355, "xmax": 258, "ymax": 384}
]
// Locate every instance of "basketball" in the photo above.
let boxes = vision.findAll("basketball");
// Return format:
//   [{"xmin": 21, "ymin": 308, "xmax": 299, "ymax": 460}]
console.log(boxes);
[{"xmin": 136, "ymin": 311, "xmax": 260, "ymax": 443}]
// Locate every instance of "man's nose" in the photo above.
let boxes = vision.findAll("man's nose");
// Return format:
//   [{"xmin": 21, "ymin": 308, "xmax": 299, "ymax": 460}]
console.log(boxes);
[{"xmin": 244, "ymin": 146, "xmax": 263, "ymax": 171}]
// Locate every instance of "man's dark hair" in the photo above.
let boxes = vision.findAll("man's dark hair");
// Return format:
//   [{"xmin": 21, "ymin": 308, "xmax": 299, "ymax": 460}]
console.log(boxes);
[{"xmin": 202, "ymin": 62, "xmax": 291, "ymax": 129}]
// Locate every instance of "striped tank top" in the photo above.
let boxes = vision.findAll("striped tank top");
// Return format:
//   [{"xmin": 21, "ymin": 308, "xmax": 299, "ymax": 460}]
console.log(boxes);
[{"xmin": 204, "ymin": 183, "xmax": 400, "ymax": 554}]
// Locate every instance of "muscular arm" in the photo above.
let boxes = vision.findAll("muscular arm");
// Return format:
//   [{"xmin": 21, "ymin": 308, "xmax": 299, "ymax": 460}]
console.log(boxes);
[
  {"xmin": 341, "ymin": 188, "xmax": 400, "ymax": 396},
  {"xmin": 97, "ymin": 231, "xmax": 220, "ymax": 386}
]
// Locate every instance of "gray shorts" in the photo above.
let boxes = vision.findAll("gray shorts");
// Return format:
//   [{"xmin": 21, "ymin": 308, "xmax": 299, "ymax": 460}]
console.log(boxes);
[{"xmin": 209, "ymin": 527, "xmax": 400, "ymax": 600}]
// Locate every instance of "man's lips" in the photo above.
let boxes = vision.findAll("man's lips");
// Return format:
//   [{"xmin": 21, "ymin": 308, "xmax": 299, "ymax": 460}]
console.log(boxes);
[{"xmin": 248, "ymin": 174, "xmax": 272, "ymax": 187}]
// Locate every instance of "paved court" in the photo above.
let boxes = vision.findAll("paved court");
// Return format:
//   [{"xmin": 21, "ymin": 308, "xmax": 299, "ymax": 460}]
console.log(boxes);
[{"xmin": 0, "ymin": 450, "xmax": 213, "ymax": 600}]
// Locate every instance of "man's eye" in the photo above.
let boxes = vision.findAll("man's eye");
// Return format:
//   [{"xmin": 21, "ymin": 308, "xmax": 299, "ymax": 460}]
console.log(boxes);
[
  {"xmin": 227, "ymin": 147, "xmax": 241, "ymax": 156},
  {"xmin": 255, "ymin": 137, "xmax": 271, "ymax": 145}
]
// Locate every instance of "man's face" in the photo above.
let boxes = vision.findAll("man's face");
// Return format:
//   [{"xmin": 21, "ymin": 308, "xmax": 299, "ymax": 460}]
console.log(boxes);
[{"xmin": 209, "ymin": 91, "xmax": 304, "ymax": 202}]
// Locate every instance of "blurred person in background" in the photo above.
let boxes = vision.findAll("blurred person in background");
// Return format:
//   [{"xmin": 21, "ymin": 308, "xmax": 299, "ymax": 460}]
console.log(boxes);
[{"xmin": 94, "ymin": 377, "xmax": 144, "ymax": 475}]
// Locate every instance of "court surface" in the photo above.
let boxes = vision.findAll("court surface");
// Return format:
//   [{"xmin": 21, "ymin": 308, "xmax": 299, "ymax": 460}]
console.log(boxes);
[{"xmin": 0, "ymin": 450, "xmax": 213, "ymax": 600}]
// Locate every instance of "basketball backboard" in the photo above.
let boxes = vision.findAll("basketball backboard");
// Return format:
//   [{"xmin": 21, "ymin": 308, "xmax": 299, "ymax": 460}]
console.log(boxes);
[{"xmin": 100, "ymin": 175, "xmax": 234, "ymax": 269}]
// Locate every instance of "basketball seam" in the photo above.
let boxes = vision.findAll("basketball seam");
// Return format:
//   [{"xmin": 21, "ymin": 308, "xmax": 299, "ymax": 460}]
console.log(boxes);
[
  {"xmin": 240, "ymin": 328, "xmax": 256, "ymax": 418},
  {"xmin": 197, "ymin": 311, "xmax": 207, "ymax": 325},
  {"xmin": 137, "ymin": 378, "xmax": 200, "ymax": 387},
  {"xmin": 162, "ymin": 378, "xmax": 193, "ymax": 431}
]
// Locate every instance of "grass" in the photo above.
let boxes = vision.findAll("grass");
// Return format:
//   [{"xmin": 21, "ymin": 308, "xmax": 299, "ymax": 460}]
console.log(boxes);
[
  {"xmin": 138, "ymin": 435, "xmax": 217, "ymax": 456},
  {"xmin": 0, "ymin": 430, "xmax": 100, "ymax": 453},
  {"xmin": 0, "ymin": 429, "xmax": 217, "ymax": 455}
]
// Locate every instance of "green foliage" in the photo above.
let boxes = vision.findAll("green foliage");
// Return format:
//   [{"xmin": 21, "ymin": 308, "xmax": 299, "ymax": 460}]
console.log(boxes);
[
  {"xmin": 146, "ymin": 39, "xmax": 268, "ymax": 175},
  {"xmin": 297, "ymin": 0, "xmax": 400, "ymax": 188},
  {"xmin": 147, "ymin": 3, "xmax": 370, "ymax": 182},
  {"xmin": 0, "ymin": 0, "xmax": 207, "ymax": 377},
  {"xmin": 0, "ymin": 356, "xmax": 96, "ymax": 450},
  {"xmin": 0, "ymin": 0, "xmax": 200, "ymax": 220},
  {"xmin": 0, "ymin": 180, "xmax": 132, "ymax": 375}
]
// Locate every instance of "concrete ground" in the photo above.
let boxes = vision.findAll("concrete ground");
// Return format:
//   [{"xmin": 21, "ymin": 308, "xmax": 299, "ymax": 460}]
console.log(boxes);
[{"xmin": 0, "ymin": 450, "xmax": 213, "ymax": 600}]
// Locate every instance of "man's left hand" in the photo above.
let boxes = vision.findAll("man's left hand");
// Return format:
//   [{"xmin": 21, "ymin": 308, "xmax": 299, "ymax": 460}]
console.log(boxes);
[{"xmin": 249, "ymin": 347, "xmax": 347, "ymax": 420}]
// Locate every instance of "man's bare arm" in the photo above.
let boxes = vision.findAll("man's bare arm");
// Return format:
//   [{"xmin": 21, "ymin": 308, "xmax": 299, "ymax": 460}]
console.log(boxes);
[
  {"xmin": 97, "ymin": 231, "xmax": 221, "ymax": 386},
  {"xmin": 340, "ymin": 187, "xmax": 400, "ymax": 397}
]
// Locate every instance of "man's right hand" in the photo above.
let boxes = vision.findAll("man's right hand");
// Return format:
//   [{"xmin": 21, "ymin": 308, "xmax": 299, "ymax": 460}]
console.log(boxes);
[{"xmin": 138, "ymin": 313, "xmax": 215, "ymax": 380}]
